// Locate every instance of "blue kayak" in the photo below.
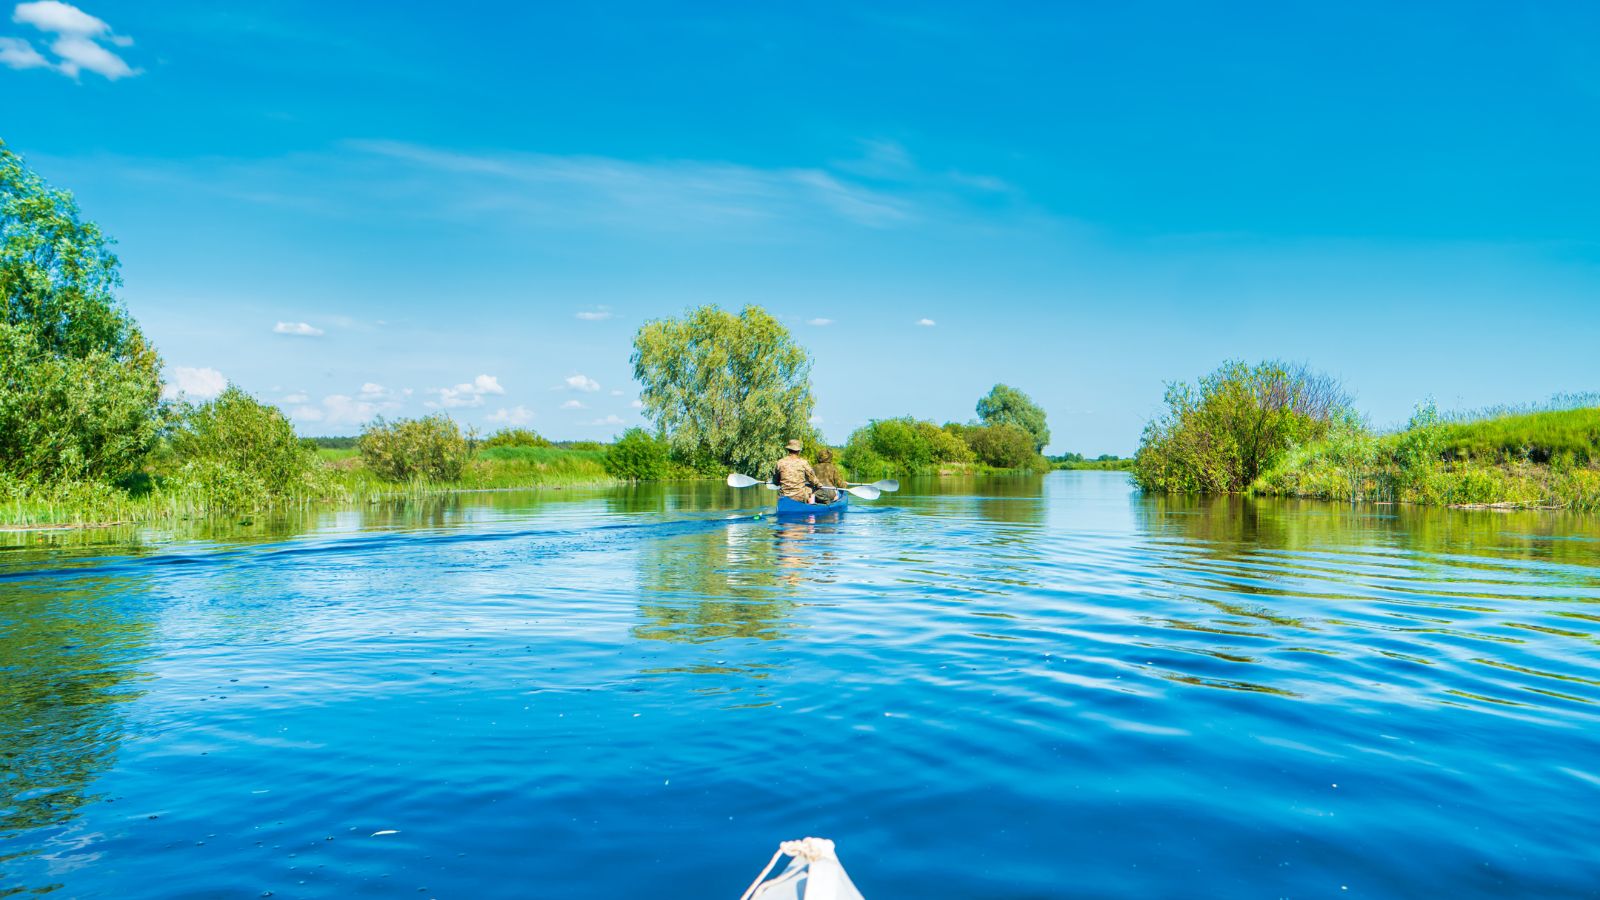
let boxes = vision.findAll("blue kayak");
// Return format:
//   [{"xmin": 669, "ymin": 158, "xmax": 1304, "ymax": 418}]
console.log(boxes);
[{"xmin": 776, "ymin": 493, "xmax": 848, "ymax": 516}]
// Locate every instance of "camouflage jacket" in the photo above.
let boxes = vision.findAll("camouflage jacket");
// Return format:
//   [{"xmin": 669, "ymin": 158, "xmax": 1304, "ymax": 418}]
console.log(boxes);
[{"xmin": 772, "ymin": 455, "xmax": 818, "ymax": 501}]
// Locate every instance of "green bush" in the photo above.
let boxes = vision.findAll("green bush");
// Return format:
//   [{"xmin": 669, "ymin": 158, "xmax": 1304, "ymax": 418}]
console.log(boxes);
[
  {"xmin": 358, "ymin": 415, "xmax": 471, "ymax": 482},
  {"xmin": 604, "ymin": 428, "xmax": 670, "ymax": 480},
  {"xmin": 1134, "ymin": 360, "xmax": 1347, "ymax": 494},
  {"xmin": 840, "ymin": 416, "xmax": 974, "ymax": 476},
  {"xmin": 483, "ymin": 427, "xmax": 551, "ymax": 449},
  {"xmin": 963, "ymin": 423, "xmax": 1038, "ymax": 468},
  {"xmin": 165, "ymin": 387, "xmax": 327, "ymax": 502}
]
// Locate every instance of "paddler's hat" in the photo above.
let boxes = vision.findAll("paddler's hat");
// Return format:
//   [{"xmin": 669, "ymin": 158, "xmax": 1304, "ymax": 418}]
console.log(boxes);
[{"xmin": 785, "ymin": 439, "xmax": 804, "ymax": 452}]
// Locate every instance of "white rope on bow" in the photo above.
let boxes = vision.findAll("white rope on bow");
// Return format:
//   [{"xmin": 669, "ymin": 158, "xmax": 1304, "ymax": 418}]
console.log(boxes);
[{"xmin": 738, "ymin": 838, "xmax": 839, "ymax": 900}]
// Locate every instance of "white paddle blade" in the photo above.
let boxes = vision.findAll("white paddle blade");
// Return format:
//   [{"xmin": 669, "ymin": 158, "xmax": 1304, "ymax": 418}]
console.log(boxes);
[
  {"xmin": 875, "ymin": 479, "xmax": 900, "ymax": 492},
  {"xmin": 845, "ymin": 484, "xmax": 881, "ymax": 500},
  {"xmin": 727, "ymin": 473, "xmax": 762, "ymax": 488}
]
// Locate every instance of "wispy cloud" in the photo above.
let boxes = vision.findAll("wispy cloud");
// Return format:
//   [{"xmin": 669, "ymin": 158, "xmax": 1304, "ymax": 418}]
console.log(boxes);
[
  {"xmin": 591, "ymin": 414, "xmax": 624, "ymax": 426},
  {"xmin": 808, "ymin": 317, "xmax": 835, "ymax": 326},
  {"xmin": 3, "ymin": 2, "xmax": 139, "ymax": 80},
  {"xmin": 345, "ymin": 139, "xmax": 919, "ymax": 231},
  {"xmin": 629, "ymin": 398, "xmax": 644, "ymax": 409},
  {"xmin": 288, "ymin": 381, "xmax": 408, "ymax": 426},
  {"xmin": 575, "ymin": 306, "xmax": 613, "ymax": 321},
  {"xmin": 488, "ymin": 405, "xmax": 534, "ymax": 426},
  {"xmin": 163, "ymin": 365, "xmax": 226, "ymax": 400},
  {"xmin": 560, "ymin": 399, "xmax": 584, "ymax": 410},
  {"xmin": 917, "ymin": 317, "xmax": 937, "ymax": 327},
  {"xmin": 564, "ymin": 373, "xmax": 600, "ymax": 392},
  {"xmin": 273, "ymin": 321, "xmax": 324, "ymax": 337},
  {"xmin": 428, "ymin": 374, "xmax": 504, "ymax": 408},
  {"xmin": 280, "ymin": 391, "xmax": 309, "ymax": 404}
]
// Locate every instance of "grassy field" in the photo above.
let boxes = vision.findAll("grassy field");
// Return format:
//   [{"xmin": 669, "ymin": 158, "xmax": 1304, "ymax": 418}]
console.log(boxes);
[{"xmin": 1253, "ymin": 406, "xmax": 1600, "ymax": 509}]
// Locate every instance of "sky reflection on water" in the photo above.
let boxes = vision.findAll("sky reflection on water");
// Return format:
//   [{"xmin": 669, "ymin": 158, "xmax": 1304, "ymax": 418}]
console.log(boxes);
[{"xmin": 2, "ymin": 473, "xmax": 1598, "ymax": 897}]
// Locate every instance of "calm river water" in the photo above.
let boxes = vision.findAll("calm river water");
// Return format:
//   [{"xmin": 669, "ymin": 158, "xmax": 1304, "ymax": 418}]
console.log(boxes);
[{"xmin": 3, "ymin": 472, "xmax": 1599, "ymax": 897}]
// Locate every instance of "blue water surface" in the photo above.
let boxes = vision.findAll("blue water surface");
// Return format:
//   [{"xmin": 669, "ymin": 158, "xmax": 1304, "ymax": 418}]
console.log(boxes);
[{"xmin": 3, "ymin": 473, "xmax": 1599, "ymax": 897}]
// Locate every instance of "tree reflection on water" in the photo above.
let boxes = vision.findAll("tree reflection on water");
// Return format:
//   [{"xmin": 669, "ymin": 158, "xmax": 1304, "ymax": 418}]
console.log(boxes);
[{"xmin": 0, "ymin": 570, "xmax": 155, "ymax": 888}]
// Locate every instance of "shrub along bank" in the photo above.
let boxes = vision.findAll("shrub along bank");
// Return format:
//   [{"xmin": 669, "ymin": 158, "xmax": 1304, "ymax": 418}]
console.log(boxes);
[
  {"xmin": 1129, "ymin": 357, "xmax": 1600, "ymax": 509},
  {"xmin": 1253, "ymin": 403, "xmax": 1600, "ymax": 509}
]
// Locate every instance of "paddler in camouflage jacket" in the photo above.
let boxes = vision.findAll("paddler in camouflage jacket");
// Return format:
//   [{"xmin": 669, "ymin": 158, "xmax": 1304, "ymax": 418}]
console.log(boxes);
[{"xmin": 772, "ymin": 439, "xmax": 822, "ymax": 503}]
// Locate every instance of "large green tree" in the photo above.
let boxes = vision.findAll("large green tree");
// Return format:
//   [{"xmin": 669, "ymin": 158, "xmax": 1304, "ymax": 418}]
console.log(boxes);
[
  {"xmin": 632, "ymin": 305, "xmax": 815, "ymax": 476},
  {"xmin": 0, "ymin": 139, "xmax": 163, "ymax": 483},
  {"xmin": 976, "ymin": 383, "xmax": 1050, "ymax": 452}
]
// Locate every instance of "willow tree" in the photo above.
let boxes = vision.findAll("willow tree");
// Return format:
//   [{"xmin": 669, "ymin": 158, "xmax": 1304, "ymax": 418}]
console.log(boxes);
[
  {"xmin": 631, "ymin": 305, "xmax": 815, "ymax": 476},
  {"xmin": 0, "ymin": 139, "xmax": 163, "ymax": 483}
]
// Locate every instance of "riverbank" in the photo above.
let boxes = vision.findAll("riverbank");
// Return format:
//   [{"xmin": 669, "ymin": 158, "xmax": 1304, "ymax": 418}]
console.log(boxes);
[
  {"xmin": 0, "ymin": 445, "xmax": 623, "ymax": 529},
  {"xmin": 1252, "ymin": 406, "xmax": 1600, "ymax": 510}
]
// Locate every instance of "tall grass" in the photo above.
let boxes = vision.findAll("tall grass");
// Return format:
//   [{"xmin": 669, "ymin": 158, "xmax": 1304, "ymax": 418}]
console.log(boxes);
[
  {"xmin": 1253, "ymin": 405, "xmax": 1600, "ymax": 509},
  {"xmin": 1, "ymin": 445, "xmax": 620, "ymax": 529}
]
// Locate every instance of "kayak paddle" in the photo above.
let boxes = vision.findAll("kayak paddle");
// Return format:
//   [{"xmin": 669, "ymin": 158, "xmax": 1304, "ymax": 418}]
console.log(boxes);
[{"xmin": 727, "ymin": 472, "xmax": 881, "ymax": 500}]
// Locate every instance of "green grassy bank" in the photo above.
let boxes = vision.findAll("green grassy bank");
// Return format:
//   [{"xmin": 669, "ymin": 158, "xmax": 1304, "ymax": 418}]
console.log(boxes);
[
  {"xmin": 1, "ymin": 445, "xmax": 620, "ymax": 529},
  {"xmin": 1253, "ymin": 407, "xmax": 1600, "ymax": 510}
]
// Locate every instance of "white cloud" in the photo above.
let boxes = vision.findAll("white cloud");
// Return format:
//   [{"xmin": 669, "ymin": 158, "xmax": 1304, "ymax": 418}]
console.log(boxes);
[
  {"xmin": 316, "ymin": 394, "xmax": 381, "ymax": 426},
  {"xmin": 609, "ymin": 389, "xmax": 624, "ymax": 396},
  {"xmin": 273, "ymin": 321, "xmax": 324, "ymax": 336},
  {"xmin": 809, "ymin": 414, "xmax": 824, "ymax": 425},
  {"xmin": 288, "ymin": 383, "xmax": 406, "ymax": 426},
  {"xmin": 807, "ymin": 317, "xmax": 835, "ymax": 326},
  {"xmin": 0, "ymin": 35, "xmax": 47, "ymax": 68},
  {"xmin": 163, "ymin": 366, "xmax": 226, "ymax": 400},
  {"xmin": 591, "ymin": 414, "xmax": 624, "ymax": 426},
  {"xmin": 629, "ymin": 399, "xmax": 643, "ymax": 409},
  {"xmin": 575, "ymin": 307, "xmax": 613, "ymax": 321},
  {"xmin": 6, "ymin": 1, "xmax": 139, "ymax": 80},
  {"xmin": 488, "ymin": 405, "xmax": 535, "ymax": 426},
  {"xmin": 917, "ymin": 317, "xmax": 936, "ymax": 327},
  {"xmin": 564, "ymin": 373, "xmax": 600, "ymax": 392},
  {"xmin": 429, "ymin": 374, "xmax": 504, "ymax": 408},
  {"xmin": 560, "ymin": 399, "xmax": 584, "ymax": 410}
]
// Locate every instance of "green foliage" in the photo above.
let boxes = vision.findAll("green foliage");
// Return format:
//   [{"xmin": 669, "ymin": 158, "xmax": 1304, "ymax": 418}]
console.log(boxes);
[
  {"xmin": 0, "ymin": 140, "xmax": 164, "ymax": 484},
  {"xmin": 165, "ymin": 387, "xmax": 331, "ymax": 507},
  {"xmin": 1133, "ymin": 360, "xmax": 1348, "ymax": 494},
  {"xmin": 559, "ymin": 440, "xmax": 607, "ymax": 452},
  {"xmin": 840, "ymin": 417, "xmax": 974, "ymax": 476},
  {"xmin": 632, "ymin": 304, "xmax": 816, "ymax": 477},
  {"xmin": 482, "ymin": 427, "xmax": 551, "ymax": 449},
  {"xmin": 358, "ymin": 415, "xmax": 471, "ymax": 482},
  {"xmin": 604, "ymin": 427, "xmax": 671, "ymax": 481},
  {"xmin": 1051, "ymin": 453, "xmax": 1134, "ymax": 471},
  {"xmin": 1254, "ymin": 402, "xmax": 1600, "ymax": 509},
  {"xmin": 976, "ymin": 384, "xmax": 1050, "ymax": 452},
  {"xmin": 964, "ymin": 423, "xmax": 1039, "ymax": 469},
  {"xmin": 1432, "ymin": 406, "xmax": 1600, "ymax": 465}
]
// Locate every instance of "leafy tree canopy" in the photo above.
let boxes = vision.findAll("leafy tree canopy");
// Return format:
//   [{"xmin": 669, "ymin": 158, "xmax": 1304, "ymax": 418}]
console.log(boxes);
[
  {"xmin": 632, "ymin": 304, "xmax": 815, "ymax": 476},
  {"xmin": 0, "ymin": 140, "xmax": 162, "ymax": 483},
  {"xmin": 977, "ymin": 384, "xmax": 1050, "ymax": 452}
]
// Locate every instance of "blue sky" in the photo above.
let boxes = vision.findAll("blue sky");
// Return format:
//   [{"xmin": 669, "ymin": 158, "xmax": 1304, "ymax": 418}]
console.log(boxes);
[{"xmin": 4, "ymin": 1, "xmax": 1598, "ymax": 453}]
